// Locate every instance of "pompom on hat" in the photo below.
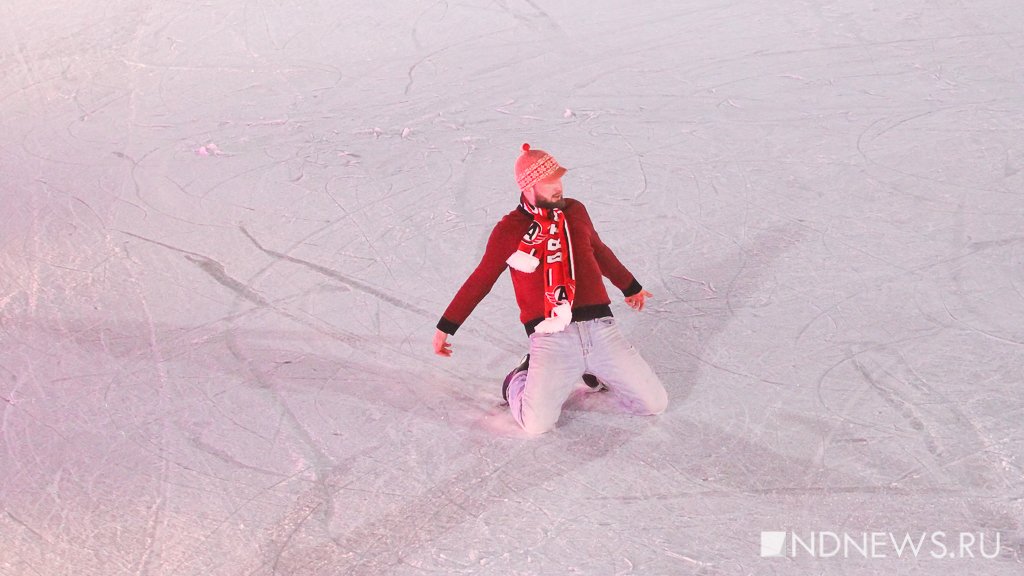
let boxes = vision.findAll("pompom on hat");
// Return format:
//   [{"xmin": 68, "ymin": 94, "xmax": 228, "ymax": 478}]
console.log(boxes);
[{"xmin": 514, "ymin": 143, "xmax": 567, "ymax": 201}]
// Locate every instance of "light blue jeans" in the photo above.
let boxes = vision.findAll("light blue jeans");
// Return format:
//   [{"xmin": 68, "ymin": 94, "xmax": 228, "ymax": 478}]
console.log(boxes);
[{"xmin": 507, "ymin": 317, "xmax": 667, "ymax": 434}]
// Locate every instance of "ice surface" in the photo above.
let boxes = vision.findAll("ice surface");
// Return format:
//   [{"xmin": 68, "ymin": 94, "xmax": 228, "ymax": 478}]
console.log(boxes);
[{"xmin": 1, "ymin": 0, "xmax": 1022, "ymax": 574}]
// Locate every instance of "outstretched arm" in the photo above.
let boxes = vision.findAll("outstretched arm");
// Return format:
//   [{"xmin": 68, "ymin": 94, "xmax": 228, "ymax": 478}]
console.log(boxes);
[
  {"xmin": 433, "ymin": 221, "xmax": 518, "ymax": 356},
  {"xmin": 576, "ymin": 203, "xmax": 646, "ymax": 301}
]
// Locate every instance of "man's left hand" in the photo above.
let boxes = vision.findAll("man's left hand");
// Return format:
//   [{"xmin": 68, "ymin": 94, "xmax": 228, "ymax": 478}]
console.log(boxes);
[{"xmin": 625, "ymin": 290, "xmax": 653, "ymax": 311}]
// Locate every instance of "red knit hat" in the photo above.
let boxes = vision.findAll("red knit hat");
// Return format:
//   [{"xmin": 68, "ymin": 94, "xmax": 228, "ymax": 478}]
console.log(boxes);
[{"xmin": 514, "ymin": 143, "xmax": 567, "ymax": 198}]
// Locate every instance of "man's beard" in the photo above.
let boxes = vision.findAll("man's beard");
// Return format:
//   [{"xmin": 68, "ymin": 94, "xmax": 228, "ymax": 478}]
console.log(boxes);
[{"xmin": 535, "ymin": 197, "xmax": 566, "ymax": 209}]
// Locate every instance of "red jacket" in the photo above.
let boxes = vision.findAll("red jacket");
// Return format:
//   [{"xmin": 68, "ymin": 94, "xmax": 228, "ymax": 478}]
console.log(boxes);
[{"xmin": 437, "ymin": 198, "xmax": 642, "ymax": 336}]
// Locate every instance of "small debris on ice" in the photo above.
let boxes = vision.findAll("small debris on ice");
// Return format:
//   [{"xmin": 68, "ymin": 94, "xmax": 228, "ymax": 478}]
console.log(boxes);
[{"xmin": 195, "ymin": 142, "xmax": 224, "ymax": 156}]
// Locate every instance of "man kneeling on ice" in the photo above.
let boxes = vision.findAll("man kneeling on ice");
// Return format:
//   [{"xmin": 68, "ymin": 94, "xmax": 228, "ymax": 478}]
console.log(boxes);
[{"xmin": 433, "ymin": 143, "xmax": 667, "ymax": 434}]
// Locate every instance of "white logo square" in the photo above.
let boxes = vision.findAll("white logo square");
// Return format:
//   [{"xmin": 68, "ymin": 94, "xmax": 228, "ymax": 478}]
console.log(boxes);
[{"xmin": 761, "ymin": 531, "xmax": 787, "ymax": 557}]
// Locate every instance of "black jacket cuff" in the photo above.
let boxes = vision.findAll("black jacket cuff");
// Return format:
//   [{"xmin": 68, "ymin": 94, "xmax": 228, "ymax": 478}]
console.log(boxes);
[
  {"xmin": 437, "ymin": 317, "xmax": 460, "ymax": 336},
  {"xmin": 622, "ymin": 279, "xmax": 643, "ymax": 298}
]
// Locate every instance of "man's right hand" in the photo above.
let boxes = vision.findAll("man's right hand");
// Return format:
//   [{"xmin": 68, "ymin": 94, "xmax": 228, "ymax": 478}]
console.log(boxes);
[{"xmin": 433, "ymin": 329, "xmax": 453, "ymax": 357}]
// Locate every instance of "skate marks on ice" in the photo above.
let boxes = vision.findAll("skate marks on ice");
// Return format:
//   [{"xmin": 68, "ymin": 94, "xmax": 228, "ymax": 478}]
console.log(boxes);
[
  {"xmin": 259, "ymin": 404, "xmax": 1019, "ymax": 575},
  {"xmin": 0, "ymin": 313, "xmax": 506, "ymax": 573},
  {"xmin": 647, "ymin": 223, "xmax": 810, "ymax": 397},
  {"xmin": 638, "ymin": 212, "xmax": 1023, "ymax": 556},
  {"xmin": 236, "ymin": 225, "xmax": 521, "ymax": 355},
  {"xmin": 253, "ymin": 423, "xmax": 652, "ymax": 575},
  {"xmin": 118, "ymin": 223, "xmax": 520, "ymax": 374}
]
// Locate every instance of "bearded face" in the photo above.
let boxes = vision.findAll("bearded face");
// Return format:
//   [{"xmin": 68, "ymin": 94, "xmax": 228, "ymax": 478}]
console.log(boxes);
[{"xmin": 531, "ymin": 176, "xmax": 566, "ymax": 209}]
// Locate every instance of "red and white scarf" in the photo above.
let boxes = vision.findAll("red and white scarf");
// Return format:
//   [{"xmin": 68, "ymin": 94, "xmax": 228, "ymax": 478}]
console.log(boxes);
[{"xmin": 506, "ymin": 199, "xmax": 576, "ymax": 333}]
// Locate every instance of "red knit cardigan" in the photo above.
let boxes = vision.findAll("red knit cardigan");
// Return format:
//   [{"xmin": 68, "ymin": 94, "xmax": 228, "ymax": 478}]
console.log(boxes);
[{"xmin": 437, "ymin": 198, "xmax": 642, "ymax": 336}]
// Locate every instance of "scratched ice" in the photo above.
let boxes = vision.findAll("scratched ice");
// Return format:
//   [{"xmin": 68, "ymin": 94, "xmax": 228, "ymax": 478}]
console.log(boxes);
[{"xmin": 1, "ymin": 1, "xmax": 1022, "ymax": 574}]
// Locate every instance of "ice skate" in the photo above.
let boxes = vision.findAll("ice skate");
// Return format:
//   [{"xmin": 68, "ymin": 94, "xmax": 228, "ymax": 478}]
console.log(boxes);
[
  {"xmin": 501, "ymin": 353, "xmax": 530, "ymax": 402},
  {"xmin": 582, "ymin": 373, "xmax": 607, "ymax": 392}
]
